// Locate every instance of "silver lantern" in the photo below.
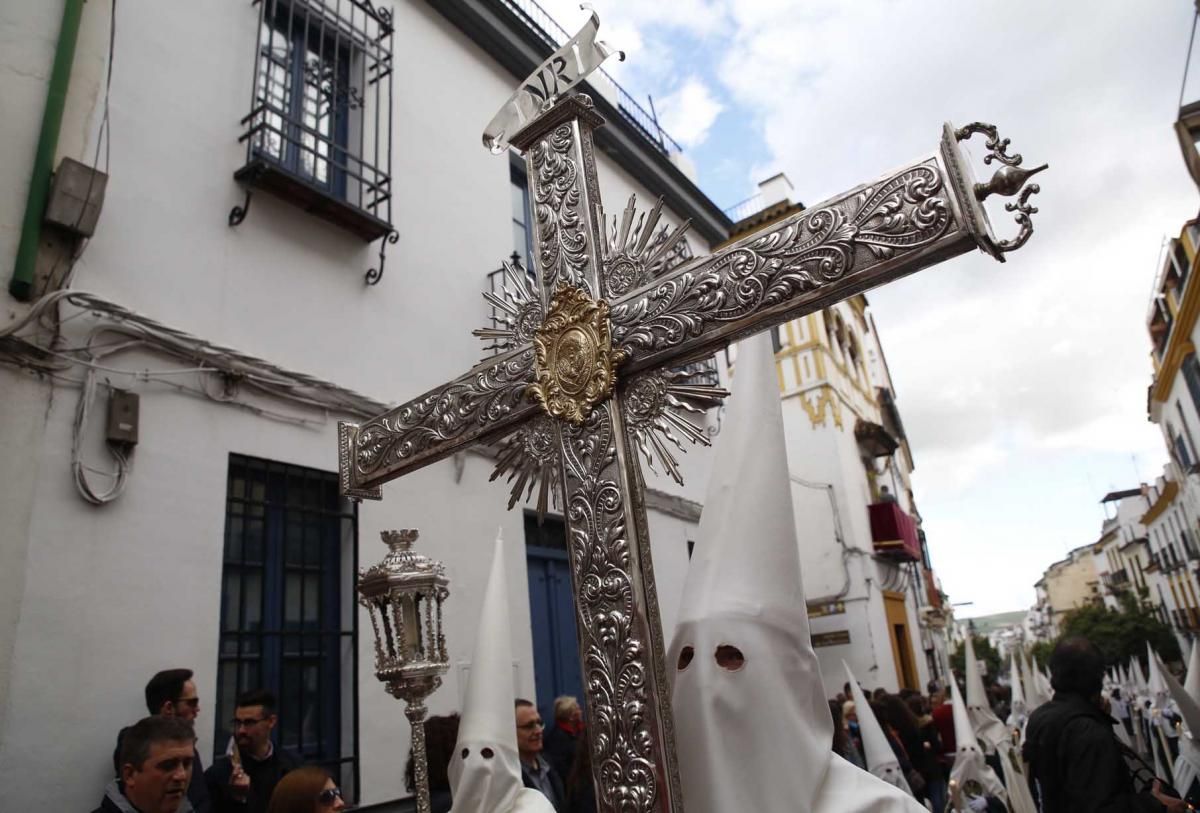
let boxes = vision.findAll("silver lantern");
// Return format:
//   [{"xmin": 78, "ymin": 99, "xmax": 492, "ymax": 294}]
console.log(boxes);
[{"xmin": 358, "ymin": 529, "xmax": 449, "ymax": 813}]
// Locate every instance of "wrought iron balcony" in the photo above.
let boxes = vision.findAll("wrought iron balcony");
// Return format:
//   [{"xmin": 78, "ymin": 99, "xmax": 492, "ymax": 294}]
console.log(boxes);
[
  {"xmin": 868, "ymin": 501, "xmax": 921, "ymax": 562},
  {"xmin": 232, "ymin": 0, "xmax": 394, "ymax": 242}
]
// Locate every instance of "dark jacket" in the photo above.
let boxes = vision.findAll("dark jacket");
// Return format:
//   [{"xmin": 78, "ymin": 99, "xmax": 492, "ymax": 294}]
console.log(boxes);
[
  {"xmin": 542, "ymin": 723, "xmax": 579, "ymax": 785},
  {"xmin": 205, "ymin": 747, "xmax": 301, "ymax": 813},
  {"xmin": 114, "ymin": 728, "xmax": 210, "ymax": 813},
  {"xmin": 520, "ymin": 757, "xmax": 567, "ymax": 813},
  {"xmin": 1024, "ymin": 691, "xmax": 1165, "ymax": 813}
]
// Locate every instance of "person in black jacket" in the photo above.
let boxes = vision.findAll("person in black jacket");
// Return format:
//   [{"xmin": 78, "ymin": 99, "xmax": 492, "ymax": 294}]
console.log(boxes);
[
  {"xmin": 542, "ymin": 696, "xmax": 583, "ymax": 786},
  {"xmin": 205, "ymin": 690, "xmax": 301, "ymax": 813},
  {"xmin": 1023, "ymin": 637, "xmax": 1186, "ymax": 813}
]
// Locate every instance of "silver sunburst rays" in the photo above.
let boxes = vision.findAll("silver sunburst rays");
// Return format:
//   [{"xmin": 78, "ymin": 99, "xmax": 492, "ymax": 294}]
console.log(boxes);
[
  {"xmin": 472, "ymin": 257, "xmax": 543, "ymax": 358},
  {"xmin": 474, "ymin": 195, "xmax": 725, "ymax": 517},
  {"xmin": 599, "ymin": 194, "xmax": 693, "ymax": 299}
]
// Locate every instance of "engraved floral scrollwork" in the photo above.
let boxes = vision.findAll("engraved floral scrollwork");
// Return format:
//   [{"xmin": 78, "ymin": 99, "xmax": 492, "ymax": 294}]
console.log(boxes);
[
  {"xmin": 560, "ymin": 403, "xmax": 657, "ymax": 812},
  {"xmin": 531, "ymin": 123, "xmax": 591, "ymax": 292},
  {"xmin": 352, "ymin": 349, "xmax": 536, "ymax": 483},
  {"xmin": 609, "ymin": 163, "xmax": 951, "ymax": 358}
]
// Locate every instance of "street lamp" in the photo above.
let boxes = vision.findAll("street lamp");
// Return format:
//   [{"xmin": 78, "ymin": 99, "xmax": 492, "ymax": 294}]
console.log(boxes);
[{"xmin": 358, "ymin": 529, "xmax": 450, "ymax": 813}]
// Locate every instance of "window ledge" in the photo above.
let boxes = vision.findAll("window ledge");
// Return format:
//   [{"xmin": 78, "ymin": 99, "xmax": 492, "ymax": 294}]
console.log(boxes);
[{"xmin": 235, "ymin": 159, "xmax": 393, "ymax": 242}]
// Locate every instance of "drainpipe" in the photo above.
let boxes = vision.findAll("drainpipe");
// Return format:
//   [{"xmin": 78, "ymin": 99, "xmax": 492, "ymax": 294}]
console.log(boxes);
[{"xmin": 9, "ymin": 0, "xmax": 87, "ymax": 302}]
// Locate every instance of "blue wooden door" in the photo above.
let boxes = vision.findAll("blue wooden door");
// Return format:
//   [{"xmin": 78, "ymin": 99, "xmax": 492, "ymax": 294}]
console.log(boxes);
[{"xmin": 524, "ymin": 513, "xmax": 584, "ymax": 720}]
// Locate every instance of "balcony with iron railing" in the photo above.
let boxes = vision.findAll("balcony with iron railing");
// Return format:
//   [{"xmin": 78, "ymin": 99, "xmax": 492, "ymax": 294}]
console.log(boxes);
[
  {"xmin": 233, "ymin": 0, "xmax": 395, "ymax": 242},
  {"xmin": 497, "ymin": 0, "xmax": 683, "ymax": 156}
]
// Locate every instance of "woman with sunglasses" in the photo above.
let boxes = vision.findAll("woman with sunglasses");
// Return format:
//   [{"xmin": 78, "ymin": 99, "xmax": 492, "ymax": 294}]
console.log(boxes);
[{"xmin": 266, "ymin": 766, "xmax": 345, "ymax": 813}]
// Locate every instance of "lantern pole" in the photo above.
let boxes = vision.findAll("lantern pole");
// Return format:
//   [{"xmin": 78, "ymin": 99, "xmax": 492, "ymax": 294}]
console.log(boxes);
[{"xmin": 358, "ymin": 529, "xmax": 450, "ymax": 813}]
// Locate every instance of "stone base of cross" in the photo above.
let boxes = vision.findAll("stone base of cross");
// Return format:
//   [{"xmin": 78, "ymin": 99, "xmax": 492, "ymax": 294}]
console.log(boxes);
[{"xmin": 339, "ymin": 79, "xmax": 1045, "ymax": 813}]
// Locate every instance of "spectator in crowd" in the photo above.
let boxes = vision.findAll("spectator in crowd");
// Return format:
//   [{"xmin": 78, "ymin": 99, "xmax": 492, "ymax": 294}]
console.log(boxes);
[
  {"xmin": 515, "ymin": 698, "xmax": 566, "ymax": 812},
  {"xmin": 567, "ymin": 736, "xmax": 596, "ymax": 813},
  {"xmin": 1024, "ymin": 636, "xmax": 1186, "ymax": 812},
  {"xmin": 886, "ymin": 693, "xmax": 946, "ymax": 812},
  {"xmin": 115, "ymin": 668, "xmax": 211, "ymax": 813},
  {"xmin": 266, "ymin": 766, "xmax": 344, "ymax": 813},
  {"xmin": 96, "ymin": 716, "xmax": 196, "ymax": 813},
  {"xmin": 206, "ymin": 689, "xmax": 301, "ymax": 813},
  {"xmin": 404, "ymin": 714, "xmax": 459, "ymax": 813},
  {"xmin": 543, "ymin": 696, "xmax": 583, "ymax": 784},
  {"xmin": 843, "ymin": 699, "xmax": 863, "ymax": 758},
  {"xmin": 930, "ymin": 686, "xmax": 957, "ymax": 769},
  {"xmin": 829, "ymin": 698, "xmax": 865, "ymax": 769}
]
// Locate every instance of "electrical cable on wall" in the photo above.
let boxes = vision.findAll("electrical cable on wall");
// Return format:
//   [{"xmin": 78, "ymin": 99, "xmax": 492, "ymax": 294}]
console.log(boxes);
[{"xmin": 2, "ymin": 289, "xmax": 390, "ymax": 505}]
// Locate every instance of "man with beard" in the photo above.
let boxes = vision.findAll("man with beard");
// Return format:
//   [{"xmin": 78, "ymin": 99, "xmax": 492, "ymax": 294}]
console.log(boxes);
[
  {"xmin": 205, "ymin": 690, "xmax": 300, "ymax": 813},
  {"xmin": 96, "ymin": 716, "xmax": 196, "ymax": 813}
]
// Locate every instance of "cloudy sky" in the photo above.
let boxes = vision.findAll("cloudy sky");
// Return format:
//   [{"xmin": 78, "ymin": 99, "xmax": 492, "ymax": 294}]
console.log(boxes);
[{"xmin": 538, "ymin": 0, "xmax": 1200, "ymax": 616}]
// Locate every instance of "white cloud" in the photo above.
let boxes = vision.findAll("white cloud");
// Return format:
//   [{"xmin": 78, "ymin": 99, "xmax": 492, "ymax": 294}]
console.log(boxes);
[{"xmin": 656, "ymin": 76, "xmax": 723, "ymax": 148}]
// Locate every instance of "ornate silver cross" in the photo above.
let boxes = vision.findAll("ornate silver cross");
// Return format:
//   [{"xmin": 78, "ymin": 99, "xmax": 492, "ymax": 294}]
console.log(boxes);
[{"xmin": 339, "ymin": 83, "xmax": 1045, "ymax": 813}]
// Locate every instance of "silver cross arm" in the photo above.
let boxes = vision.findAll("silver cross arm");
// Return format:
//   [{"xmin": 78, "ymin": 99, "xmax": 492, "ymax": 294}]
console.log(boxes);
[
  {"xmin": 609, "ymin": 122, "xmax": 1029, "ymax": 375},
  {"xmin": 338, "ymin": 346, "xmax": 537, "ymax": 499},
  {"xmin": 339, "ymin": 119, "xmax": 1038, "ymax": 498}
]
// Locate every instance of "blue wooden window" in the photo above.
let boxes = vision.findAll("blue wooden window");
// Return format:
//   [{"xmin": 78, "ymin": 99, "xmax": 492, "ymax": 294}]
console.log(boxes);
[
  {"xmin": 254, "ymin": 2, "xmax": 355, "ymax": 198},
  {"xmin": 216, "ymin": 454, "xmax": 359, "ymax": 797},
  {"xmin": 524, "ymin": 512, "xmax": 583, "ymax": 719}
]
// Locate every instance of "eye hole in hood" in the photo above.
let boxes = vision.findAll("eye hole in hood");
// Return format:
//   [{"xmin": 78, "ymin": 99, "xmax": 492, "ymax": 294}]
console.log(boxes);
[
  {"xmin": 715, "ymin": 644, "xmax": 745, "ymax": 671},
  {"xmin": 677, "ymin": 645, "xmax": 695, "ymax": 671}
]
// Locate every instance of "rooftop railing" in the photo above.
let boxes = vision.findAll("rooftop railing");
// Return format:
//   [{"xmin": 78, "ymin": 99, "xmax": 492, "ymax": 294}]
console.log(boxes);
[{"xmin": 498, "ymin": 0, "xmax": 683, "ymax": 155}]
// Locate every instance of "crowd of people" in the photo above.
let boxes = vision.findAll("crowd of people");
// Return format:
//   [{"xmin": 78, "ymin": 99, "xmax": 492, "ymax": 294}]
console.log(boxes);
[
  {"xmin": 96, "ymin": 669, "xmax": 340, "ymax": 813},
  {"xmin": 100, "ymin": 635, "xmax": 1200, "ymax": 813},
  {"xmin": 828, "ymin": 681, "xmax": 956, "ymax": 811}
]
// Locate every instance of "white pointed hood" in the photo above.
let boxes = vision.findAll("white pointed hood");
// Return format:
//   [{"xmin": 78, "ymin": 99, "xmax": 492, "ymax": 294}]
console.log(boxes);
[
  {"xmin": 844, "ymin": 662, "xmax": 911, "ymax": 793},
  {"xmin": 1148, "ymin": 643, "xmax": 1169, "ymax": 708},
  {"xmin": 962, "ymin": 637, "xmax": 1008, "ymax": 753},
  {"xmin": 1172, "ymin": 642, "xmax": 1200, "ymax": 801},
  {"xmin": 1023, "ymin": 651, "xmax": 1048, "ymax": 710},
  {"xmin": 449, "ymin": 535, "xmax": 555, "ymax": 813},
  {"xmin": 669, "ymin": 333, "xmax": 924, "ymax": 813},
  {"xmin": 1008, "ymin": 651, "xmax": 1027, "ymax": 726},
  {"xmin": 1133, "ymin": 657, "xmax": 1150, "ymax": 697},
  {"xmin": 1187, "ymin": 641, "xmax": 1200, "ymax": 703},
  {"xmin": 1160, "ymin": 650, "xmax": 1200, "ymax": 740},
  {"xmin": 950, "ymin": 681, "xmax": 1006, "ymax": 803}
]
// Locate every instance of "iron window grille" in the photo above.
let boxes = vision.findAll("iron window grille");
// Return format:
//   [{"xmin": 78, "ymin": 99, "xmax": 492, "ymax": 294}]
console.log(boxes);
[
  {"xmin": 234, "ymin": 0, "xmax": 394, "ymax": 242},
  {"xmin": 216, "ymin": 454, "xmax": 360, "ymax": 800}
]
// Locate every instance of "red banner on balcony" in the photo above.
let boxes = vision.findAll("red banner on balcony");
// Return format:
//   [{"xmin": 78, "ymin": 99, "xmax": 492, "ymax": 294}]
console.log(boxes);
[{"xmin": 869, "ymin": 502, "xmax": 921, "ymax": 562}]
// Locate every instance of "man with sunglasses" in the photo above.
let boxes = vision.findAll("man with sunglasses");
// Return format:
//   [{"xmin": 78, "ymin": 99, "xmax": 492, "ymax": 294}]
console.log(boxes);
[
  {"xmin": 205, "ymin": 689, "xmax": 300, "ymax": 813},
  {"xmin": 114, "ymin": 669, "xmax": 211, "ymax": 813}
]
